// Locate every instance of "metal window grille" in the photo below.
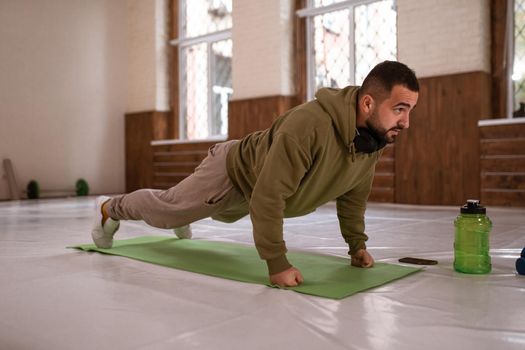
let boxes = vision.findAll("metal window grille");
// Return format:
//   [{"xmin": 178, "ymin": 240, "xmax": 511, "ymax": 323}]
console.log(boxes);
[
  {"xmin": 172, "ymin": 0, "xmax": 232, "ymax": 140},
  {"xmin": 298, "ymin": 0, "xmax": 397, "ymax": 100}
]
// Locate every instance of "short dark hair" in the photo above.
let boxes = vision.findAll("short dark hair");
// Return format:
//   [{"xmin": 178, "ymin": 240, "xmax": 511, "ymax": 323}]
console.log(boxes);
[{"xmin": 360, "ymin": 61, "xmax": 419, "ymax": 102}]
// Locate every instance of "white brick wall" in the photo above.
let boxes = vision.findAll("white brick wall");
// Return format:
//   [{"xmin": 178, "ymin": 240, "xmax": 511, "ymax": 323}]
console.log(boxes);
[
  {"xmin": 398, "ymin": 0, "xmax": 490, "ymax": 78},
  {"xmin": 232, "ymin": 0, "xmax": 294, "ymax": 100},
  {"xmin": 155, "ymin": 0, "xmax": 170, "ymax": 112},
  {"xmin": 127, "ymin": 0, "xmax": 156, "ymax": 112},
  {"xmin": 231, "ymin": 0, "xmax": 490, "ymax": 99},
  {"xmin": 0, "ymin": 0, "xmax": 128, "ymax": 200},
  {"xmin": 127, "ymin": 0, "xmax": 170, "ymax": 112}
]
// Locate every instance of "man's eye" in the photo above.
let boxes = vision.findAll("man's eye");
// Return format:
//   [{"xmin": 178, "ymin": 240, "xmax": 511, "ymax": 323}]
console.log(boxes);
[{"xmin": 394, "ymin": 108, "xmax": 402, "ymax": 114}]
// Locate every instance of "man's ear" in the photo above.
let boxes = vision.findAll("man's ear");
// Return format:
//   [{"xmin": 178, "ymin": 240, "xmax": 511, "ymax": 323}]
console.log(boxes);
[{"xmin": 360, "ymin": 94, "xmax": 375, "ymax": 115}]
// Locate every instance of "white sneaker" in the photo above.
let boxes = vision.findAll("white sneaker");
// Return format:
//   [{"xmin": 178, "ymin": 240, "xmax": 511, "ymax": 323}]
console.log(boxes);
[
  {"xmin": 173, "ymin": 225, "xmax": 192, "ymax": 239},
  {"xmin": 91, "ymin": 196, "xmax": 120, "ymax": 248}
]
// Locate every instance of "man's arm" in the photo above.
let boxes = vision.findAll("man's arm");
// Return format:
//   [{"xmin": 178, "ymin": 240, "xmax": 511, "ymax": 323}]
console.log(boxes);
[
  {"xmin": 336, "ymin": 168, "xmax": 375, "ymax": 266},
  {"xmin": 249, "ymin": 132, "xmax": 311, "ymax": 285}
]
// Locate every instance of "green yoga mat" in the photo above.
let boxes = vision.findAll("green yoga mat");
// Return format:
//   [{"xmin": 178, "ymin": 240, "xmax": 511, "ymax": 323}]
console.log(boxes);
[{"xmin": 72, "ymin": 236, "xmax": 421, "ymax": 299}]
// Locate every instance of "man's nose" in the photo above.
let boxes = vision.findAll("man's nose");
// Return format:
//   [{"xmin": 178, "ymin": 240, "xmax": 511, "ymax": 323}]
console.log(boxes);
[{"xmin": 399, "ymin": 114, "xmax": 410, "ymax": 129}]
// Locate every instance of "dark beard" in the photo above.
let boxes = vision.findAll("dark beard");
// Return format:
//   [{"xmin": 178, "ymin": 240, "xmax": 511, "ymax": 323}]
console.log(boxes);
[{"xmin": 365, "ymin": 116, "xmax": 394, "ymax": 144}]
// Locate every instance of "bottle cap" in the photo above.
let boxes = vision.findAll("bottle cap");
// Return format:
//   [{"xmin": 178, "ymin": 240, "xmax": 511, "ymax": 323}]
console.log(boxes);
[{"xmin": 460, "ymin": 199, "xmax": 486, "ymax": 214}]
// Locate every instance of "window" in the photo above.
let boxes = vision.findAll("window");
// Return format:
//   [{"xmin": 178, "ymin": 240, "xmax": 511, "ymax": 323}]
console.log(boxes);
[
  {"xmin": 172, "ymin": 0, "xmax": 232, "ymax": 140},
  {"xmin": 298, "ymin": 0, "xmax": 397, "ymax": 99},
  {"xmin": 512, "ymin": 0, "xmax": 525, "ymax": 117}
]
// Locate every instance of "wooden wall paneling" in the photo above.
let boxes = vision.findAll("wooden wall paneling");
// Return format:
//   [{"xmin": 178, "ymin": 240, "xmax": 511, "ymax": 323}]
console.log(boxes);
[
  {"xmin": 369, "ymin": 144, "xmax": 395, "ymax": 202},
  {"xmin": 481, "ymin": 191, "xmax": 525, "ymax": 206},
  {"xmin": 481, "ymin": 174, "xmax": 525, "ymax": 190},
  {"xmin": 480, "ymin": 123, "xmax": 525, "ymax": 206},
  {"xmin": 395, "ymin": 71, "xmax": 491, "ymax": 205},
  {"xmin": 480, "ymin": 158, "xmax": 525, "ymax": 172},
  {"xmin": 490, "ymin": 0, "xmax": 508, "ymax": 118},
  {"xmin": 169, "ymin": 0, "xmax": 179, "ymax": 139},
  {"xmin": 481, "ymin": 138, "xmax": 525, "ymax": 155},
  {"xmin": 480, "ymin": 123, "xmax": 525, "ymax": 138},
  {"xmin": 152, "ymin": 141, "xmax": 215, "ymax": 189},
  {"xmin": 294, "ymin": 0, "xmax": 307, "ymax": 105},
  {"xmin": 374, "ymin": 156, "xmax": 394, "ymax": 173},
  {"xmin": 126, "ymin": 111, "xmax": 172, "ymax": 192},
  {"xmin": 228, "ymin": 96, "xmax": 299, "ymax": 140}
]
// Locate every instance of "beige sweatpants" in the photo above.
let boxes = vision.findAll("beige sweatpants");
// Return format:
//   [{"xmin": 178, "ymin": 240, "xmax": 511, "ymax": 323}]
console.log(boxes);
[{"xmin": 106, "ymin": 140, "xmax": 249, "ymax": 229}]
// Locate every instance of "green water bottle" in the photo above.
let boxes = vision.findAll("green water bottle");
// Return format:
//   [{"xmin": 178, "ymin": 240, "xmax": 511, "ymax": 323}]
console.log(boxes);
[{"xmin": 454, "ymin": 199, "xmax": 492, "ymax": 274}]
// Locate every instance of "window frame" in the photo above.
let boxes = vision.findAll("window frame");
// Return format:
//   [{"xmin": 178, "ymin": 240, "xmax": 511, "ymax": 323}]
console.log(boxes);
[
  {"xmin": 506, "ymin": 0, "xmax": 525, "ymax": 118},
  {"xmin": 169, "ymin": 0, "xmax": 232, "ymax": 141},
  {"xmin": 508, "ymin": 0, "xmax": 515, "ymax": 118},
  {"xmin": 297, "ymin": 0, "xmax": 397, "ymax": 100}
]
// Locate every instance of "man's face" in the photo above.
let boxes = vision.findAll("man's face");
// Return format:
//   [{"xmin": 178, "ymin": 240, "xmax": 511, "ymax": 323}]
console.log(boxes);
[{"xmin": 365, "ymin": 85, "xmax": 419, "ymax": 144}]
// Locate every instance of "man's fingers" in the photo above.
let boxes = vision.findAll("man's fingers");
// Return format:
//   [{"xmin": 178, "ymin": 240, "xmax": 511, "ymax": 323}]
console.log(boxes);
[
  {"xmin": 270, "ymin": 267, "xmax": 304, "ymax": 287},
  {"xmin": 361, "ymin": 253, "xmax": 374, "ymax": 267},
  {"xmin": 296, "ymin": 271, "xmax": 304, "ymax": 284},
  {"xmin": 351, "ymin": 257, "xmax": 373, "ymax": 267},
  {"xmin": 363, "ymin": 260, "xmax": 373, "ymax": 268},
  {"xmin": 286, "ymin": 270, "xmax": 303, "ymax": 287},
  {"xmin": 351, "ymin": 249, "xmax": 375, "ymax": 268},
  {"xmin": 286, "ymin": 273, "xmax": 298, "ymax": 287}
]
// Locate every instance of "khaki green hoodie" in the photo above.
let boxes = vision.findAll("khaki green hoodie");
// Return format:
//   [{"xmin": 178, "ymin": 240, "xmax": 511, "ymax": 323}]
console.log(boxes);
[{"xmin": 226, "ymin": 86, "xmax": 382, "ymax": 274}]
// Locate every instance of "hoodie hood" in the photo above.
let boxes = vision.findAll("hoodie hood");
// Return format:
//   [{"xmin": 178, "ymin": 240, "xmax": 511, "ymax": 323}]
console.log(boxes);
[{"xmin": 315, "ymin": 86, "xmax": 359, "ymax": 148}]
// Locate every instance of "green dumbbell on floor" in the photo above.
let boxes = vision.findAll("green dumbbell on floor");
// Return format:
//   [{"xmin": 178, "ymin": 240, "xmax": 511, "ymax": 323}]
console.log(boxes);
[{"xmin": 26, "ymin": 179, "xmax": 89, "ymax": 199}]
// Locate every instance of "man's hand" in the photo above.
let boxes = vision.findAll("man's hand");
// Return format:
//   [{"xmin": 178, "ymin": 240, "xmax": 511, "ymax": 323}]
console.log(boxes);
[
  {"xmin": 269, "ymin": 266, "xmax": 304, "ymax": 287},
  {"xmin": 351, "ymin": 249, "xmax": 374, "ymax": 268}
]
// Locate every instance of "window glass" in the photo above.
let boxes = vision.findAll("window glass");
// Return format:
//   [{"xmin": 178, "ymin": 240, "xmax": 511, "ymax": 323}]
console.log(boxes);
[
  {"xmin": 181, "ymin": 43, "xmax": 209, "ymax": 140},
  {"xmin": 178, "ymin": 0, "xmax": 232, "ymax": 140},
  {"xmin": 354, "ymin": 0, "xmax": 397, "ymax": 84},
  {"xmin": 211, "ymin": 40, "xmax": 233, "ymax": 137},
  {"xmin": 312, "ymin": 9, "xmax": 350, "ymax": 91},
  {"xmin": 514, "ymin": 0, "xmax": 525, "ymax": 113},
  {"xmin": 308, "ymin": 0, "xmax": 397, "ymax": 96}
]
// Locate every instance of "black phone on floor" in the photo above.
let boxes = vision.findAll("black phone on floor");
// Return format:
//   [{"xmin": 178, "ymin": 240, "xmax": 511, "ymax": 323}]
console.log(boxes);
[{"xmin": 398, "ymin": 257, "xmax": 438, "ymax": 265}]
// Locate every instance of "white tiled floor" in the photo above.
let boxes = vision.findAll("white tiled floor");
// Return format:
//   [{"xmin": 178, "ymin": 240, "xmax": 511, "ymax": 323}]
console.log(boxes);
[{"xmin": 1, "ymin": 197, "xmax": 524, "ymax": 349}]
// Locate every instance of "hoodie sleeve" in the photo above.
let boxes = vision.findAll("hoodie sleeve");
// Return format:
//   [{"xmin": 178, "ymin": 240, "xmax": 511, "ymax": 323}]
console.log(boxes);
[
  {"xmin": 336, "ymin": 167, "xmax": 374, "ymax": 255},
  {"xmin": 249, "ymin": 132, "xmax": 311, "ymax": 275}
]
